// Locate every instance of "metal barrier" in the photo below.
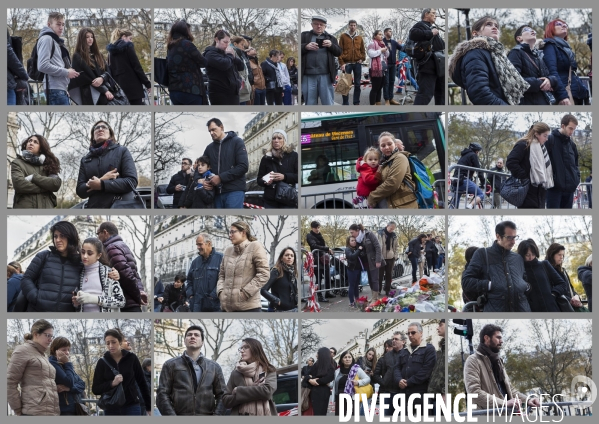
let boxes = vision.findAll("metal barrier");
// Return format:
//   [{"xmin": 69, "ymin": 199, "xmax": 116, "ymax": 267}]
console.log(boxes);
[
  {"xmin": 574, "ymin": 182, "xmax": 592, "ymax": 209},
  {"xmin": 457, "ymin": 401, "xmax": 593, "ymax": 417},
  {"xmin": 81, "ymin": 399, "xmax": 102, "ymax": 416}
]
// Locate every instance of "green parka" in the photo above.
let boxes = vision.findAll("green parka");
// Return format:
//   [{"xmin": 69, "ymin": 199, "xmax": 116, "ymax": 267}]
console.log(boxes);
[{"xmin": 11, "ymin": 157, "xmax": 61, "ymax": 208}]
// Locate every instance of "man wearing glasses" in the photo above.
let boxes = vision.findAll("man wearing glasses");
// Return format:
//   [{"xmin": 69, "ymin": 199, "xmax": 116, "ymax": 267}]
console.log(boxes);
[
  {"xmin": 157, "ymin": 325, "xmax": 227, "ymax": 415},
  {"xmin": 462, "ymin": 221, "xmax": 532, "ymax": 312},
  {"xmin": 166, "ymin": 158, "xmax": 193, "ymax": 208}
]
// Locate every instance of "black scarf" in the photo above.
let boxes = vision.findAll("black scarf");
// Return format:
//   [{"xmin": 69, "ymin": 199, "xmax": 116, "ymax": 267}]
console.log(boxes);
[
  {"xmin": 477, "ymin": 343, "xmax": 505, "ymax": 384},
  {"xmin": 89, "ymin": 139, "xmax": 114, "ymax": 157},
  {"xmin": 380, "ymin": 148, "xmax": 399, "ymax": 167},
  {"xmin": 20, "ymin": 150, "xmax": 44, "ymax": 165},
  {"xmin": 45, "ymin": 30, "xmax": 72, "ymax": 68},
  {"xmin": 384, "ymin": 228, "xmax": 396, "ymax": 252}
]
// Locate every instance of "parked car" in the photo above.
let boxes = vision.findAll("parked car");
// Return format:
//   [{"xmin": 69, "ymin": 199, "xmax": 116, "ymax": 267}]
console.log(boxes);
[
  {"xmin": 274, "ymin": 365, "xmax": 298, "ymax": 416},
  {"xmin": 70, "ymin": 187, "xmax": 152, "ymax": 209},
  {"xmin": 155, "ymin": 183, "xmax": 174, "ymax": 208}
]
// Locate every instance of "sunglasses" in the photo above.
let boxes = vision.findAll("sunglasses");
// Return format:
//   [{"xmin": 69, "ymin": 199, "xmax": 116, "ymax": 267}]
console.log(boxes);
[
  {"xmin": 408, "ymin": 331, "xmax": 418, "ymax": 336},
  {"xmin": 94, "ymin": 125, "xmax": 109, "ymax": 132},
  {"xmin": 555, "ymin": 21, "xmax": 568, "ymax": 28}
]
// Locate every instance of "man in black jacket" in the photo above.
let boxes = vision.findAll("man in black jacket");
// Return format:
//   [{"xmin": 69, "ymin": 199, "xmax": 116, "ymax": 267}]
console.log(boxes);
[
  {"xmin": 487, "ymin": 158, "xmax": 507, "ymax": 209},
  {"xmin": 157, "ymin": 325, "xmax": 226, "ymax": 415},
  {"xmin": 409, "ymin": 9, "xmax": 445, "ymax": 105},
  {"xmin": 202, "ymin": 118, "xmax": 249, "ymax": 209},
  {"xmin": 407, "ymin": 234, "xmax": 427, "ymax": 283},
  {"xmin": 166, "ymin": 158, "xmax": 192, "ymax": 208},
  {"xmin": 545, "ymin": 114, "xmax": 580, "ymax": 209},
  {"xmin": 425, "ymin": 234, "xmax": 438, "ymax": 275},
  {"xmin": 306, "ymin": 221, "xmax": 335, "ymax": 302},
  {"xmin": 377, "ymin": 331, "xmax": 406, "ymax": 417}
]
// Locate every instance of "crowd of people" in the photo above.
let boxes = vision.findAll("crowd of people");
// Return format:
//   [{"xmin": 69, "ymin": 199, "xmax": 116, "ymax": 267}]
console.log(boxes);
[
  {"xmin": 154, "ymin": 222, "xmax": 298, "ymax": 313},
  {"xmin": 164, "ymin": 20, "xmax": 297, "ymax": 106},
  {"xmin": 7, "ymin": 320, "xmax": 151, "ymax": 416},
  {"xmin": 301, "ymin": 9, "xmax": 444, "ymax": 105},
  {"xmin": 461, "ymin": 220, "xmax": 592, "ymax": 312},
  {"xmin": 7, "ymin": 12, "xmax": 150, "ymax": 106},
  {"xmin": 450, "ymin": 16, "xmax": 591, "ymax": 105},
  {"xmin": 7, "ymin": 220, "xmax": 147, "ymax": 313},
  {"xmin": 302, "ymin": 321, "xmax": 445, "ymax": 416}
]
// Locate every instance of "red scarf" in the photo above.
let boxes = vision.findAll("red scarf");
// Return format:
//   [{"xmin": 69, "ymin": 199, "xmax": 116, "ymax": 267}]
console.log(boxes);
[{"xmin": 370, "ymin": 40, "xmax": 386, "ymax": 77}]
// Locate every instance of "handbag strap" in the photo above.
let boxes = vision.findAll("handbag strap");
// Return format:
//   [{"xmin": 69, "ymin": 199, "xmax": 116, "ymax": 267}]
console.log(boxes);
[{"xmin": 101, "ymin": 357, "xmax": 120, "ymax": 376}]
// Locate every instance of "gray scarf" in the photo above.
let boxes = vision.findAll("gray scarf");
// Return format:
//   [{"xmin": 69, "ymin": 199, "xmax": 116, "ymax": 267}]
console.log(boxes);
[
  {"xmin": 265, "ymin": 59, "xmax": 284, "ymax": 88},
  {"xmin": 529, "ymin": 141, "xmax": 554, "ymax": 189},
  {"xmin": 20, "ymin": 150, "xmax": 45, "ymax": 165}
]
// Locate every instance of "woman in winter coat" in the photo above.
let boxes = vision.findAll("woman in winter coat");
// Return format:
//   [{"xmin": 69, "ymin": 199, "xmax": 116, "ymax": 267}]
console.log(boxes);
[
  {"xmin": 217, "ymin": 221, "xmax": 270, "ymax": 312},
  {"xmin": 507, "ymin": 25, "xmax": 558, "ymax": 105},
  {"xmin": 92, "ymin": 329, "xmax": 151, "ymax": 416},
  {"xmin": 367, "ymin": 30, "xmax": 389, "ymax": 105},
  {"xmin": 76, "ymin": 120, "xmax": 138, "ymax": 209},
  {"xmin": 48, "ymin": 337, "xmax": 86, "ymax": 415},
  {"xmin": 106, "ymin": 28, "xmax": 151, "ymax": 105},
  {"xmin": 543, "ymin": 19, "xmax": 590, "ymax": 105},
  {"xmin": 11, "ymin": 134, "xmax": 61, "ymax": 209},
  {"xmin": 204, "ymin": 29, "xmax": 244, "ymax": 105},
  {"xmin": 517, "ymin": 239, "xmax": 570, "ymax": 312},
  {"xmin": 356, "ymin": 348, "xmax": 377, "ymax": 381},
  {"xmin": 344, "ymin": 235, "xmax": 367, "ymax": 308},
  {"xmin": 333, "ymin": 351, "xmax": 371, "ymax": 416},
  {"xmin": 261, "ymin": 247, "xmax": 299, "ymax": 312},
  {"xmin": 7, "ymin": 28, "xmax": 29, "ymax": 105},
  {"xmin": 287, "ymin": 57, "xmax": 298, "ymax": 104},
  {"xmin": 348, "ymin": 223, "xmax": 384, "ymax": 303},
  {"xmin": 578, "ymin": 255, "xmax": 592, "ymax": 312},
  {"xmin": 7, "ymin": 263, "xmax": 23, "ymax": 311},
  {"xmin": 232, "ymin": 36, "xmax": 252, "ymax": 105},
  {"xmin": 449, "ymin": 16, "xmax": 529, "ymax": 105},
  {"xmin": 367, "ymin": 132, "xmax": 417, "ymax": 209},
  {"xmin": 68, "ymin": 28, "xmax": 114, "ymax": 105},
  {"xmin": 506, "ymin": 122, "xmax": 553, "ymax": 209},
  {"xmin": 256, "ymin": 129, "xmax": 298, "ymax": 209},
  {"xmin": 222, "ymin": 338, "xmax": 278, "ymax": 416},
  {"xmin": 161, "ymin": 273, "xmax": 187, "ymax": 312},
  {"xmin": 261, "ymin": 49, "xmax": 284, "ymax": 105},
  {"xmin": 73, "ymin": 237, "xmax": 126, "ymax": 313},
  {"xmin": 166, "ymin": 20, "xmax": 206, "ymax": 105},
  {"xmin": 305, "ymin": 347, "xmax": 336, "ymax": 416},
  {"xmin": 545, "ymin": 243, "xmax": 587, "ymax": 311},
  {"xmin": 249, "ymin": 54, "xmax": 266, "ymax": 105},
  {"xmin": 7, "ymin": 320, "xmax": 60, "ymax": 416}
]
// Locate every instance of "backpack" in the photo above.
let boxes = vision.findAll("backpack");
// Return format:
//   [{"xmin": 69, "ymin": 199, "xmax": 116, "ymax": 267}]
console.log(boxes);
[
  {"xmin": 27, "ymin": 35, "xmax": 55, "ymax": 82},
  {"xmin": 403, "ymin": 38, "xmax": 432, "ymax": 63},
  {"xmin": 403, "ymin": 156, "xmax": 436, "ymax": 209}
]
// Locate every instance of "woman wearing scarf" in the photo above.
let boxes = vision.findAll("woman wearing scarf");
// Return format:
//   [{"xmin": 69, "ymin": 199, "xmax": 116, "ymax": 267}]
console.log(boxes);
[
  {"xmin": 261, "ymin": 49, "xmax": 284, "ymax": 106},
  {"xmin": 356, "ymin": 348, "xmax": 377, "ymax": 381},
  {"xmin": 449, "ymin": 16, "xmax": 530, "ymax": 105},
  {"xmin": 11, "ymin": 134, "xmax": 61, "ymax": 209},
  {"xmin": 367, "ymin": 132, "xmax": 417, "ymax": 209},
  {"xmin": 367, "ymin": 30, "xmax": 389, "ymax": 105},
  {"xmin": 48, "ymin": 337, "xmax": 86, "ymax": 415},
  {"xmin": 348, "ymin": 223, "xmax": 384, "ymax": 304},
  {"xmin": 506, "ymin": 122, "xmax": 553, "ymax": 209},
  {"xmin": 261, "ymin": 247, "xmax": 299, "ymax": 312},
  {"xmin": 333, "ymin": 351, "xmax": 370, "ymax": 416},
  {"xmin": 76, "ymin": 120, "xmax": 138, "ymax": 209},
  {"xmin": 543, "ymin": 19, "xmax": 590, "ymax": 105},
  {"xmin": 223, "ymin": 338, "xmax": 277, "ymax": 416},
  {"xmin": 545, "ymin": 243, "xmax": 587, "ymax": 311},
  {"xmin": 305, "ymin": 347, "xmax": 336, "ymax": 415},
  {"xmin": 256, "ymin": 129, "xmax": 298, "ymax": 209}
]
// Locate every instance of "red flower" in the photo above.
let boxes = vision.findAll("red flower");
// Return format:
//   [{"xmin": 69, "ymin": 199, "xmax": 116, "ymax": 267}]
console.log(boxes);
[{"xmin": 381, "ymin": 297, "xmax": 389, "ymax": 303}]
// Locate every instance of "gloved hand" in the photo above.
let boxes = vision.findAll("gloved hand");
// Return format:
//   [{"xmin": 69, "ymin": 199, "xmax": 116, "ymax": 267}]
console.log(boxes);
[{"xmin": 76, "ymin": 291, "xmax": 99, "ymax": 305}]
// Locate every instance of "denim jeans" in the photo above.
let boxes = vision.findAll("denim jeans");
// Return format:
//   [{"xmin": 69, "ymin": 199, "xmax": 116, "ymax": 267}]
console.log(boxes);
[
  {"xmin": 254, "ymin": 89, "xmax": 266, "ymax": 105},
  {"xmin": 47, "ymin": 89, "xmax": 70, "ymax": 105},
  {"xmin": 7, "ymin": 89, "xmax": 16, "ymax": 105},
  {"xmin": 283, "ymin": 84, "xmax": 292, "ymax": 105},
  {"xmin": 302, "ymin": 74, "xmax": 333, "ymax": 105},
  {"xmin": 104, "ymin": 404, "xmax": 141, "ymax": 416},
  {"xmin": 341, "ymin": 63, "xmax": 362, "ymax": 105},
  {"xmin": 347, "ymin": 268, "xmax": 361, "ymax": 304},
  {"xmin": 546, "ymin": 189, "xmax": 575, "ymax": 209},
  {"xmin": 454, "ymin": 179, "xmax": 484, "ymax": 207},
  {"xmin": 383, "ymin": 64, "xmax": 397, "ymax": 100},
  {"xmin": 214, "ymin": 190, "xmax": 245, "ymax": 209},
  {"xmin": 436, "ymin": 253, "xmax": 445, "ymax": 269},
  {"xmin": 169, "ymin": 90, "xmax": 203, "ymax": 105}
]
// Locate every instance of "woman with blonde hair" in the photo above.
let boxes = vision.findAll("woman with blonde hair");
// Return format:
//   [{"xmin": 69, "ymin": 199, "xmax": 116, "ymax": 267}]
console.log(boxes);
[
  {"xmin": 217, "ymin": 221, "xmax": 270, "ymax": 312},
  {"xmin": 7, "ymin": 319, "xmax": 60, "ymax": 416},
  {"xmin": 506, "ymin": 122, "xmax": 553, "ymax": 208},
  {"xmin": 106, "ymin": 28, "xmax": 151, "ymax": 105}
]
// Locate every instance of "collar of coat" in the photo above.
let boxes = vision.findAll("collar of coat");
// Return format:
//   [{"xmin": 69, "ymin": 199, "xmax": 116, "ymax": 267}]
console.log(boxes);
[
  {"xmin": 26, "ymin": 340, "xmax": 47, "ymax": 354},
  {"xmin": 344, "ymin": 31, "xmax": 360, "ymax": 39},
  {"xmin": 406, "ymin": 340, "xmax": 427, "ymax": 354},
  {"xmin": 198, "ymin": 247, "xmax": 215, "ymax": 260},
  {"xmin": 234, "ymin": 239, "xmax": 252, "ymax": 254},
  {"xmin": 264, "ymin": 143, "xmax": 296, "ymax": 158},
  {"xmin": 183, "ymin": 350, "xmax": 204, "ymax": 365},
  {"xmin": 448, "ymin": 37, "xmax": 493, "ymax": 78}
]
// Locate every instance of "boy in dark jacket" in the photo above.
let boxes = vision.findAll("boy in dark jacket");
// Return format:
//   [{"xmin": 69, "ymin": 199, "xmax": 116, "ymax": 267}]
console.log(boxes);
[{"xmin": 183, "ymin": 156, "xmax": 215, "ymax": 209}]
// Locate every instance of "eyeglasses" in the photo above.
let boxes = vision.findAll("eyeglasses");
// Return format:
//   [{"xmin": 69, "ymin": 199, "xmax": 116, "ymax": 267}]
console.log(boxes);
[
  {"xmin": 555, "ymin": 21, "xmax": 568, "ymax": 28},
  {"xmin": 238, "ymin": 345, "xmax": 250, "ymax": 352},
  {"xmin": 94, "ymin": 125, "xmax": 109, "ymax": 132},
  {"xmin": 229, "ymin": 230, "xmax": 239, "ymax": 235},
  {"xmin": 408, "ymin": 331, "xmax": 418, "ymax": 336},
  {"xmin": 182, "ymin": 162, "xmax": 191, "ymax": 166},
  {"xmin": 521, "ymin": 27, "xmax": 536, "ymax": 34},
  {"xmin": 502, "ymin": 235, "xmax": 520, "ymax": 241},
  {"xmin": 41, "ymin": 333, "xmax": 55, "ymax": 340}
]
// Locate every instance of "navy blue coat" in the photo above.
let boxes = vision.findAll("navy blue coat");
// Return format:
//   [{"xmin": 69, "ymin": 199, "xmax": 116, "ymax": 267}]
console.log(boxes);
[
  {"xmin": 577, "ymin": 265, "xmax": 592, "ymax": 312},
  {"xmin": 7, "ymin": 273, "xmax": 22, "ymax": 311},
  {"xmin": 542, "ymin": 38, "xmax": 589, "ymax": 101},
  {"xmin": 507, "ymin": 44, "xmax": 556, "ymax": 105},
  {"xmin": 545, "ymin": 128, "xmax": 580, "ymax": 193},
  {"xmin": 524, "ymin": 259, "xmax": 570, "ymax": 312},
  {"xmin": 186, "ymin": 249, "xmax": 223, "ymax": 312},
  {"xmin": 452, "ymin": 48, "xmax": 509, "ymax": 105},
  {"xmin": 48, "ymin": 356, "xmax": 86, "ymax": 415}
]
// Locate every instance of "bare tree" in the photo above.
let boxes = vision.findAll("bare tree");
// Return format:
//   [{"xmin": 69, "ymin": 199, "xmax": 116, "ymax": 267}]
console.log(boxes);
[
  {"xmin": 301, "ymin": 319, "xmax": 327, "ymax": 357},
  {"xmin": 239, "ymin": 319, "xmax": 298, "ymax": 367},
  {"xmin": 255, "ymin": 215, "xmax": 298, "ymax": 266},
  {"xmin": 119, "ymin": 216, "xmax": 152, "ymax": 291},
  {"xmin": 193, "ymin": 319, "xmax": 240, "ymax": 362},
  {"xmin": 300, "ymin": 9, "xmax": 347, "ymax": 25},
  {"xmin": 154, "ymin": 113, "xmax": 191, "ymax": 184}
]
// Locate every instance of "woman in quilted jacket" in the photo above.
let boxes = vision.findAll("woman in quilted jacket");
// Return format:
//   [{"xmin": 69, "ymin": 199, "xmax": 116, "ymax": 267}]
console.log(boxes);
[
  {"xmin": 7, "ymin": 320, "xmax": 60, "ymax": 416},
  {"xmin": 217, "ymin": 221, "xmax": 269, "ymax": 312},
  {"xmin": 48, "ymin": 337, "xmax": 86, "ymax": 415}
]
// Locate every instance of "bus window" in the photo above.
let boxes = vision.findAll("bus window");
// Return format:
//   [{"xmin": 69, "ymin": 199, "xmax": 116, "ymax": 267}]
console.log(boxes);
[
  {"xmin": 403, "ymin": 128, "xmax": 440, "ymax": 174},
  {"xmin": 302, "ymin": 141, "xmax": 361, "ymax": 186}
]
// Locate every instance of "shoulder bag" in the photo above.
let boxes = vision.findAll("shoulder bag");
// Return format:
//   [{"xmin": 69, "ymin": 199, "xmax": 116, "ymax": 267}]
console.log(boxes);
[
  {"xmin": 540, "ymin": 262, "xmax": 575, "ymax": 312},
  {"xmin": 97, "ymin": 358, "xmax": 126, "ymax": 410},
  {"xmin": 111, "ymin": 178, "xmax": 146, "ymax": 209},
  {"xmin": 274, "ymin": 182, "xmax": 298, "ymax": 207},
  {"xmin": 103, "ymin": 73, "xmax": 130, "ymax": 106},
  {"xmin": 354, "ymin": 375, "xmax": 374, "ymax": 399},
  {"xmin": 500, "ymin": 176, "xmax": 530, "ymax": 207}
]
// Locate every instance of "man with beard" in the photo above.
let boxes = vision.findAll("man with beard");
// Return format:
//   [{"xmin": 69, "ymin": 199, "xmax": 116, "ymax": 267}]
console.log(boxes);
[
  {"xmin": 375, "ymin": 333, "xmax": 405, "ymax": 416},
  {"xmin": 487, "ymin": 158, "xmax": 507, "ymax": 209},
  {"xmin": 464, "ymin": 324, "xmax": 540, "ymax": 411},
  {"xmin": 166, "ymin": 157, "xmax": 193, "ymax": 208},
  {"xmin": 186, "ymin": 234, "xmax": 223, "ymax": 312}
]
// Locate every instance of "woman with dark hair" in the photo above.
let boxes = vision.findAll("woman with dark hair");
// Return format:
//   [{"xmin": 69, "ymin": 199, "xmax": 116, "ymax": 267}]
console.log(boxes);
[
  {"xmin": 348, "ymin": 223, "xmax": 384, "ymax": 303},
  {"xmin": 333, "ymin": 351, "xmax": 370, "ymax": 416},
  {"xmin": 73, "ymin": 237, "xmax": 125, "ymax": 313},
  {"xmin": 92, "ymin": 329, "xmax": 151, "ymax": 416},
  {"xmin": 260, "ymin": 247, "xmax": 299, "ymax": 312},
  {"xmin": 344, "ymin": 235, "xmax": 366, "ymax": 308},
  {"xmin": 68, "ymin": 28, "xmax": 114, "ymax": 105},
  {"xmin": 517, "ymin": 238, "xmax": 570, "ymax": 312},
  {"xmin": 161, "ymin": 273, "xmax": 187, "ymax": 312},
  {"xmin": 261, "ymin": 49, "xmax": 284, "ymax": 105},
  {"xmin": 287, "ymin": 57, "xmax": 298, "ymax": 104},
  {"xmin": 48, "ymin": 337, "xmax": 86, "ymax": 415},
  {"xmin": 449, "ymin": 16, "xmax": 529, "ymax": 105},
  {"xmin": 11, "ymin": 134, "xmax": 61, "ymax": 209},
  {"xmin": 7, "ymin": 320, "xmax": 60, "ymax": 416},
  {"xmin": 506, "ymin": 122, "xmax": 553, "ymax": 209},
  {"xmin": 222, "ymin": 338, "xmax": 278, "ymax": 415},
  {"xmin": 106, "ymin": 28, "xmax": 151, "ymax": 105},
  {"xmin": 307, "ymin": 154, "xmax": 335, "ymax": 185},
  {"xmin": 305, "ymin": 347, "xmax": 336, "ymax": 416},
  {"xmin": 76, "ymin": 120, "xmax": 138, "ymax": 209},
  {"xmin": 543, "ymin": 19, "xmax": 590, "ymax": 105},
  {"xmin": 257, "ymin": 129, "xmax": 298, "ymax": 209},
  {"xmin": 217, "ymin": 221, "xmax": 269, "ymax": 312},
  {"xmin": 367, "ymin": 30, "xmax": 389, "ymax": 105},
  {"xmin": 203, "ymin": 29, "xmax": 244, "ymax": 105},
  {"xmin": 545, "ymin": 243, "xmax": 586, "ymax": 311},
  {"xmin": 166, "ymin": 20, "xmax": 206, "ymax": 105}
]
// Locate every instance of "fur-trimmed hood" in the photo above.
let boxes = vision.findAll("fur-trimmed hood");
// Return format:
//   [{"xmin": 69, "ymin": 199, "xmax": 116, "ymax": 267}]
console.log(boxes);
[
  {"xmin": 449, "ymin": 37, "xmax": 492, "ymax": 81},
  {"xmin": 262, "ymin": 143, "xmax": 296, "ymax": 157}
]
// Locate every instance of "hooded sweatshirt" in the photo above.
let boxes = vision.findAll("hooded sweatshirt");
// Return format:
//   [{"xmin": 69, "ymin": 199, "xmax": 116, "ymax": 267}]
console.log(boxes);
[{"xmin": 36, "ymin": 26, "xmax": 70, "ymax": 91}]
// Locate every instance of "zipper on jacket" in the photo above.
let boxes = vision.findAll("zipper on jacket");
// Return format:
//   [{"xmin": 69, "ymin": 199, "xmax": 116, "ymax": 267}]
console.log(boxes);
[{"xmin": 57, "ymin": 263, "xmax": 65, "ymax": 312}]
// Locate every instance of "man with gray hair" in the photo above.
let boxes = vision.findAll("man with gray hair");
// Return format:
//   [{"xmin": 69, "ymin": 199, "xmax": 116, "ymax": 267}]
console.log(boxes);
[{"xmin": 186, "ymin": 233, "xmax": 223, "ymax": 312}]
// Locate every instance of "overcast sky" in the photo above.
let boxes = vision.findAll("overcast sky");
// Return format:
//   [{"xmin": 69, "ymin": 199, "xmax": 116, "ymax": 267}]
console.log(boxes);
[
  {"xmin": 305, "ymin": 319, "xmax": 376, "ymax": 358},
  {"xmin": 448, "ymin": 8, "xmax": 589, "ymax": 28}
]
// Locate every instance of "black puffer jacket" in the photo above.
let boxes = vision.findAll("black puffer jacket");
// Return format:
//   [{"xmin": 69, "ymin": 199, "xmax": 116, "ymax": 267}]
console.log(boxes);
[
  {"xmin": 394, "ymin": 343, "xmax": 437, "ymax": 395},
  {"xmin": 454, "ymin": 147, "xmax": 485, "ymax": 185},
  {"xmin": 372, "ymin": 348, "xmax": 402, "ymax": 394},
  {"xmin": 545, "ymin": 128, "xmax": 580, "ymax": 193},
  {"xmin": 462, "ymin": 241, "xmax": 531, "ymax": 312},
  {"xmin": 203, "ymin": 46, "xmax": 244, "ymax": 96},
  {"xmin": 103, "ymin": 235, "xmax": 143, "ymax": 308},
  {"xmin": 106, "ymin": 40, "xmax": 151, "ymax": 101},
  {"xmin": 162, "ymin": 283, "xmax": 187, "ymax": 311},
  {"xmin": 202, "ymin": 131, "xmax": 249, "ymax": 194},
  {"xmin": 76, "ymin": 142, "xmax": 138, "ymax": 209},
  {"xmin": 92, "ymin": 350, "xmax": 151, "ymax": 411},
  {"xmin": 408, "ymin": 20, "xmax": 445, "ymax": 74},
  {"xmin": 21, "ymin": 248, "xmax": 82, "ymax": 312},
  {"xmin": 166, "ymin": 170, "xmax": 192, "ymax": 207},
  {"xmin": 256, "ymin": 148, "xmax": 298, "ymax": 202},
  {"xmin": 260, "ymin": 267, "xmax": 298, "ymax": 311},
  {"xmin": 407, "ymin": 237, "xmax": 422, "ymax": 258},
  {"xmin": 7, "ymin": 30, "xmax": 28, "ymax": 91},
  {"xmin": 506, "ymin": 140, "xmax": 546, "ymax": 209},
  {"xmin": 157, "ymin": 354, "xmax": 226, "ymax": 415},
  {"xmin": 524, "ymin": 259, "xmax": 570, "ymax": 312},
  {"xmin": 507, "ymin": 44, "xmax": 556, "ymax": 105}
]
